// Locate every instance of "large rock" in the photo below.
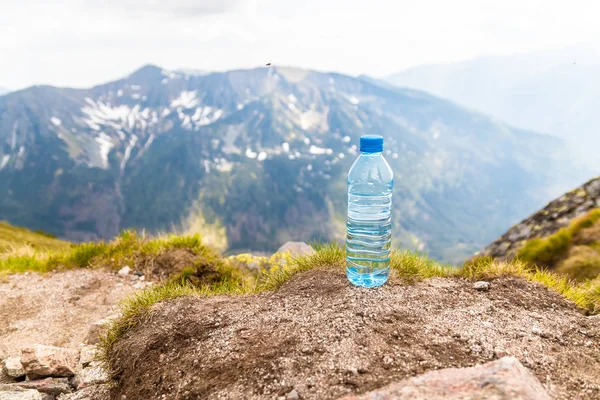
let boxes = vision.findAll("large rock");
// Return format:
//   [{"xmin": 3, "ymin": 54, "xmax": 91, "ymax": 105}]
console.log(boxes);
[
  {"xmin": 0, "ymin": 390, "xmax": 53, "ymax": 400},
  {"xmin": 341, "ymin": 357, "xmax": 550, "ymax": 400},
  {"xmin": 56, "ymin": 384, "xmax": 110, "ymax": 400},
  {"xmin": 71, "ymin": 364, "xmax": 109, "ymax": 390},
  {"xmin": 2, "ymin": 358, "xmax": 24, "ymax": 379},
  {"xmin": 0, "ymin": 378, "xmax": 71, "ymax": 396},
  {"xmin": 84, "ymin": 315, "xmax": 119, "ymax": 345},
  {"xmin": 276, "ymin": 242, "xmax": 316, "ymax": 258},
  {"xmin": 78, "ymin": 346, "xmax": 97, "ymax": 368},
  {"xmin": 20, "ymin": 345, "xmax": 78, "ymax": 380}
]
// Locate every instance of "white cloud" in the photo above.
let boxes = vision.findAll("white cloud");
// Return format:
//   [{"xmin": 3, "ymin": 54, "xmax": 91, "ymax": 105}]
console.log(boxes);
[{"xmin": 1, "ymin": 0, "xmax": 600, "ymax": 89}]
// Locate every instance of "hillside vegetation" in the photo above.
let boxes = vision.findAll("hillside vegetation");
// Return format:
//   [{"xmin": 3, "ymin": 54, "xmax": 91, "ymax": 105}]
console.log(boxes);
[
  {"xmin": 0, "ymin": 221, "xmax": 71, "ymax": 253},
  {"xmin": 518, "ymin": 209, "xmax": 600, "ymax": 281},
  {"xmin": 3, "ymin": 228, "xmax": 599, "ymax": 312}
]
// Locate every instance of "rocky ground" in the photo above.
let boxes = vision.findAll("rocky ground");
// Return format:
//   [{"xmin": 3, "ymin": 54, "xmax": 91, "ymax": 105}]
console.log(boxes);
[
  {"xmin": 0, "ymin": 268, "xmax": 147, "ymax": 359},
  {"xmin": 1, "ymin": 245, "xmax": 600, "ymax": 399},
  {"xmin": 109, "ymin": 268, "xmax": 600, "ymax": 400}
]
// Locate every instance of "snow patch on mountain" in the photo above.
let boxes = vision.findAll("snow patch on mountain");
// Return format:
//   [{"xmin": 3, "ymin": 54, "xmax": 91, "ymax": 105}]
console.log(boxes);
[
  {"xmin": 10, "ymin": 122, "xmax": 18, "ymax": 150},
  {"xmin": 81, "ymin": 98, "xmax": 158, "ymax": 133},
  {"xmin": 51, "ymin": 117, "xmax": 62, "ymax": 127},
  {"xmin": 0, "ymin": 155, "xmax": 10, "ymax": 169},
  {"xmin": 309, "ymin": 145, "xmax": 333, "ymax": 155},
  {"xmin": 120, "ymin": 134, "xmax": 138, "ymax": 173},
  {"xmin": 179, "ymin": 106, "xmax": 224, "ymax": 129},
  {"xmin": 143, "ymin": 134, "xmax": 155, "ymax": 151},
  {"xmin": 95, "ymin": 133, "xmax": 114, "ymax": 169},
  {"xmin": 299, "ymin": 109, "xmax": 326, "ymax": 131},
  {"xmin": 170, "ymin": 91, "xmax": 199, "ymax": 109},
  {"xmin": 348, "ymin": 95, "xmax": 360, "ymax": 105},
  {"xmin": 245, "ymin": 148, "xmax": 257, "ymax": 159}
]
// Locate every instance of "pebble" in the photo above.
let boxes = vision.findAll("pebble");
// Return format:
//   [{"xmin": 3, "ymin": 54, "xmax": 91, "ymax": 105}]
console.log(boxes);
[
  {"xmin": 494, "ymin": 347, "xmax": 508, "ymax": 358},
  {"xmin": 286, "ymin": 389, "xmax": 300, "ymax": 400},
  {"xmin": 473, "ymin": 281, "xmax": 491, "ymax": 292},
  {"xmin": 529, "ymin": 312, "xmax": 543, "ymax": 320},
  {"xmin": 470, "ymin": 344, "xmax": 483, "ymax": 354},
  {"xmin": 532, "ymin": 326, "xmax": 548, "ymax": 338},
  {"xmin": 117, "ymin": 266, "xmax": 131, "ymax": 276}
]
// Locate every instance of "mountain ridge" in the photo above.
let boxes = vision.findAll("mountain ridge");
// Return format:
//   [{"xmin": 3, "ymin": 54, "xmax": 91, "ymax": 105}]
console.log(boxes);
[
  {"xmin": 0, "ymin": 64, "xmax": 578, "ymax": 261},
  {"xmin": 385, "ymin": 45, "xmax": 600, "ymax": 168}
]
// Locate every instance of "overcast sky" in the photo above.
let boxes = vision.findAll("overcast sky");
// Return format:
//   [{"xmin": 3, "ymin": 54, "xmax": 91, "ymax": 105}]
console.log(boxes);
[{"xmin": 1, "ymin": 0, "xmax": 600, "ymax": 89}]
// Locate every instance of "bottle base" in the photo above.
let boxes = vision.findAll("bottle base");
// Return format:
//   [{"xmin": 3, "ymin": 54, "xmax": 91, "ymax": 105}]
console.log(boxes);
[{"xmin": 346, "ymin": 266, "xmax": 390, "ymax": 288}]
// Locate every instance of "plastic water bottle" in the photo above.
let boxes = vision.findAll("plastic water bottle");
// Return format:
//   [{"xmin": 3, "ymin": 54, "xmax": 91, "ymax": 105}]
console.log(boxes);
[{"xmin": 346, "ymin": 135, "xmax": 394, "ymax": 287}]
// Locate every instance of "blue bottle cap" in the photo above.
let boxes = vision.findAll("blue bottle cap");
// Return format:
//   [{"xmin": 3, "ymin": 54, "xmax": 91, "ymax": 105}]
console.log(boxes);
[{"xmin": 360, "ymin": 135, "xmax": 383, "ymax": 153}]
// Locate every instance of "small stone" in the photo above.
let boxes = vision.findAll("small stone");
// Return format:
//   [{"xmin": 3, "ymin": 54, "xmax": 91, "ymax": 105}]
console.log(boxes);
[
  {"xmin": 56, "ymin": 384, "xmax": 110, "ymax": 400},
  {"xmin": 117, "ymin": 266, "xmax": 131, "ymax": 276},
  {"xmin": 473, "ymin": 281, "xmax": 491, "ymax": 292},
  {"xmin": 276, "ymin": 242, "xmax": 315, "ymax": 258},
  {"xmin": 0, "ymin": 377, "xmax": 72, "ymax": 396},
  {"xmin": 0, "ymin": 390, "xmax": 54, "ymax": 400},
  {"xmin": 132, "ymin": 282, "xmax": 145, "ymax": 289},
  {"xmin": 2, "ymin": 358, "xmax": 25, "ymax": 379},
  {"xmin": 79, "ymin": 346, "xmax": 97, "ymax": 367},
  {"xmin": 20, "ymin": 345, "xmax": 78, "ymax": 380},
  {"xmin": 482, "ymin": 321, "xmax": 493, "ymax": 328},
  {"xmin": 470, "ymin": 344, "xmax": 483, "ymax": 354},
  {"xmin": 529, "ymin": 312, "xmax": 543, "ymax": 320},
  {"xmin": 383, "ymin": 356, "xmax": 394, "ymax": 365},
  {"xmin": 531, "ymin": 326, "xmax": 548, "ymax": 338},
  {"xmin": 286, "ymin": 389, "xmax": 300, "ymax": 400},
  {"xmin": 494, "ymin": 347, "xmax": 508, "ymax": 358},
  {"xmin": 85, "ymin": 315, "xmax": 119, "ymax": 345},
  {"xmin": 72, "ymin": 363, "xmax": 109, "ymax": 389}
]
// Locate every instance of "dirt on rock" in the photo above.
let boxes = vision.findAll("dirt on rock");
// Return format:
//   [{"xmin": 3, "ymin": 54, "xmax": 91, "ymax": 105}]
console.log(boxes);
[
  {"xmin": 0, "ymin": 270, "xmax": 137, "ymax": 359},
  {"xmin": 109, "ymin": 268, "xmax": 600, "ymax": 400}
]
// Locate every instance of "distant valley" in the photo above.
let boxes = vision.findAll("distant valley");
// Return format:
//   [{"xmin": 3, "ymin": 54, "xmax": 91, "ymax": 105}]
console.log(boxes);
[
  {"xmin": 386, "ymin": 45, "xmax": 600, "ymax": 169},
  {"xmin": 0, "ymin": 65, "xmax": 584, "ymax": 262}
]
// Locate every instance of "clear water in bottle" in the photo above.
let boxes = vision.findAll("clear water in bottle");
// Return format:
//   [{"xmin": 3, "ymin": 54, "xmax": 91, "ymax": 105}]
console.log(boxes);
[{"xmin": 346, "ymin": 135, "xmax": 394, "ymax": 288}]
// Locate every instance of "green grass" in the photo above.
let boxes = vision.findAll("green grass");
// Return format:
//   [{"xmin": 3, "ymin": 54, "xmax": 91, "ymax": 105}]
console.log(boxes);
[
  {"xmin": 0, "ymin": 221, "xmax": 72, "ymax": 254},
  {"xmin": 515, "ymin": 209, "xmax": 600, "ymax": 282},
  {"xmin": 0, "ymin": 230, "xmax": 219, "ymax": 275},
  {"xmin": 517, "ymin": 209, "xmax": 600, "ymax": 268}
]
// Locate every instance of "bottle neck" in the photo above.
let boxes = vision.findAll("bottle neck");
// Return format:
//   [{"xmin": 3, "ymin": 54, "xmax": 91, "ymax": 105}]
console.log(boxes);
[{"xmin": 360, "ymin": 151, "xmax": 382, "ymax": 156}]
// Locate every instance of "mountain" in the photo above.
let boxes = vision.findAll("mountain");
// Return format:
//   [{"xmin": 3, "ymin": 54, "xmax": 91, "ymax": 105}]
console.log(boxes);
[
  {"xmin": 386, "ymin": 45, "xmax": 600, "ymax": 168},
  {"xmin": 0, "ymin": 65, "xmax": 577, "ymax": 262},
  {"xmin": 480, "ymin": 176, "xmax": 600, "ymax": 261},
  {"xmin": 0, "ymin": 87, "xmax": 8, "ymax": 96}
]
